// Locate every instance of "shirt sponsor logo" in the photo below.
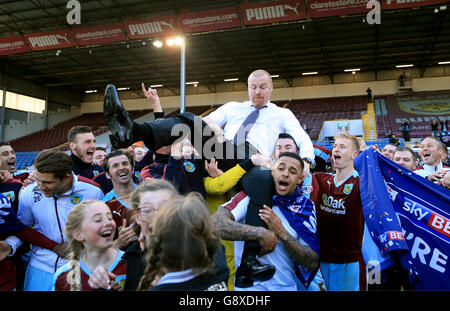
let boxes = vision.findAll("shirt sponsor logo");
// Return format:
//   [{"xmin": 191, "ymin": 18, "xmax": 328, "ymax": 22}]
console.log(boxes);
[{"xmin": 321, "ymin": 194, "xmax": 346, "ymax": 214}]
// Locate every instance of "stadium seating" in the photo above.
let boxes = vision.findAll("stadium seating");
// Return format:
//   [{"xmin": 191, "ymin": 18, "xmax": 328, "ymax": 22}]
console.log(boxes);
[
  {"xmin": 15, "ymin": 151, "xmax": 40, "ymax": 170},
  {"xmin": 165, "ymin": 105, "xmax": 218, "ymax": 118},
  {"xmin": 7, "ymin": 91, "xmax": 449, "ymax": 154},
  {"xmin": 10, "ymin": 110, "xmax": 152, "ymax": 152},
  {"xmin": 285, "ymin": 96, "xmax": 367, "ymax": 140},
  {"xmin": 375, "ymin": 91, "xmax": 450, "ymax": 139}
]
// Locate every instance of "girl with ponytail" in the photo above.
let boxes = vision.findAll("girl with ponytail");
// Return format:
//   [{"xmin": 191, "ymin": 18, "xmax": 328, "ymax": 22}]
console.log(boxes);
[{"xmin": 52, "ymin": 200, "xmax": 127, "ymax": 290}]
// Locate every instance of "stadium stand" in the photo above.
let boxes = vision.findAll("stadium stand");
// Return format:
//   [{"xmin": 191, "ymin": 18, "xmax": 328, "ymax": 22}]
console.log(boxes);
[
  {"xmin": 165, "ymin": 105, "xmax": 219, "ymax": 118},
  {"xmin": 375, "ymin": 91, "xmax": 450, "ymax": 139},
  {"xmin": 9, "ymin": 110, "xmax": 153, "ymax": 152},
  {"xmin": 284, "ymin": 96, "xmax": 367, "ymax": 140}
]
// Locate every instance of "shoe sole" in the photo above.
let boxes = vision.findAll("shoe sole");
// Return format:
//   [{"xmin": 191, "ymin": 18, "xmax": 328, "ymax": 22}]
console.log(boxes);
[
  {"xmin": 234, "ymin": 276, "xmax": 254, "ymax": 288},
  {"xmin": 103, "ymin": 84, "xmax": 133, "ymax": 148}
]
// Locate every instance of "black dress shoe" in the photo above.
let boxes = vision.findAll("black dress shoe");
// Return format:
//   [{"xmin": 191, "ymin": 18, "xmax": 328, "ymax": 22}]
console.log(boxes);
[
  {"xmin": 234, "ymin": 256, "xmax": 276, "ymax": 288},
  {"xmin": 234, "ymin": 274, "xmax": 254, "ymax": 288},
  {"xmin": 104, "ymin": 84, "xmax": 135, "ymax": 149}
]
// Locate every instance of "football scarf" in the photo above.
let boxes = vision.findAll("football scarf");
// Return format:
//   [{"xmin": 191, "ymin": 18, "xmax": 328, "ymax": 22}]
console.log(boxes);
[{"xmin": 273, "ymin": 186, "xmax": 320, "ymax": 288}]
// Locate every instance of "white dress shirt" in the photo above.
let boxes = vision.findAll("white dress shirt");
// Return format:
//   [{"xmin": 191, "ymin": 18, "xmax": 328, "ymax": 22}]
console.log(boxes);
[
  {"xmin": 414, "ymin": 162, "xmax": 450, "ymax": 179},
  {"xmin": 206, "ymin": 101, "xmax": 314, "ymax": 160}
]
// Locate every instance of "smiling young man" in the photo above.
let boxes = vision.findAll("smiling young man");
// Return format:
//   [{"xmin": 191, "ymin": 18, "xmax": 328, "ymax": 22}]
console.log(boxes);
[
  {"xmin": 0, "ymin": 143, "xmax": 24, "ymax": 212},
  {"xmin": 0, "ymin": 142, "xmax": 31, "ymax": 184},
  {"xmin": 0, "ymin": 142, "xmax": 17, "ymax": 173},
  {"xmin": 311, "ymin": 132, "xmax": 366, "ymax": 291},
  {"xmin": 4, "ymin": 149, "xmax": 103, "ymax": 291},
  {"xmin": 213, "ymin": 152, "xmax": 319, "ymax": 290},
  {"xmin": 68, "ymin": 126, "xmax": 104, "ymax": 179},
  {"xmin": 102, "ymin": 150, "xmax": 138, "ymax": 250}
]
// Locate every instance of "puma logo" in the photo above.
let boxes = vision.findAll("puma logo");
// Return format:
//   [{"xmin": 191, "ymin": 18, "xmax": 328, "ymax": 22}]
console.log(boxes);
[
  {"xmin": 160, "ymin": 19, "xmax": 175, "ymax": 29},
  {"xmin": 284, "ymin": 3, "xmax": 300, "ymax": 15}
]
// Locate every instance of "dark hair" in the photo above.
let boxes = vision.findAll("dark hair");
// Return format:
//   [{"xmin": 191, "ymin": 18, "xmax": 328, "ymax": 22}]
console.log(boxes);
[
  {"xmin": 0, "ymin": 142, "xmax": 11, "ymax": 148},
  {"xmin": 68, "ymin": 126, "xmax": 93, "ymax": 143},
  {"xmin": 103, "ymin": 149, "xmax": 134, "ymax": 174},
  {"xmin": 394, "ymin": 146, "xmax": 418, "ymax": 162},
  {"xmin": 277, "ymin": 133, "xmax": 299, "ymax": 152},
  {"xmin": 277, "ymin": 152, "xmax": 304, "ymax": 171},
  {"xmin": 95, "ymin": 146, "xmax": 106, "ymax": 152},
  {"xmin": 34, "ymin": 148, "xmax": 73, "ymax": 179}
]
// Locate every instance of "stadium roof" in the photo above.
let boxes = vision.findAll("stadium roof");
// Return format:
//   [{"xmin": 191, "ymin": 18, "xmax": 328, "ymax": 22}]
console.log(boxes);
[{"xmin": 0, "ymin": 0, "xmax": 449, "ymax": 98}]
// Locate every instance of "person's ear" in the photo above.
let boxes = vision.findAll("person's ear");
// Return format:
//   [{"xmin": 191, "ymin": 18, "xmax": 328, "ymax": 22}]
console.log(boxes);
[{"xmin": 72, "ymin": 230, "xmax": 84, "ymax": 242}]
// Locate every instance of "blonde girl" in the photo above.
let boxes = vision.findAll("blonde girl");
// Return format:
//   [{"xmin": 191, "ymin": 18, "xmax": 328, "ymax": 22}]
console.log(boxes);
[{"xmin": 52, "ymin": 200, "xmax": 127, "ymax": 290}]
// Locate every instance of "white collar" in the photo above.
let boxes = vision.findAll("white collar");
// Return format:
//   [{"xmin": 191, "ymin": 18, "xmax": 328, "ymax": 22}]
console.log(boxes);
[
  {"xmin": 423, "ymin": 162, "xmax": 443, "ymax": 172},
  {"xmin": 156, "ymin": 269, "xmax": 202, "ymax": 286}
]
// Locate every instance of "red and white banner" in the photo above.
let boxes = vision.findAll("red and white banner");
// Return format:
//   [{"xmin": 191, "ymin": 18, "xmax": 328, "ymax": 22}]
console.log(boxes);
[
  {"xmin": 308, "ymin": 0, "xmax": 370, "ymax": 18},
  {"xmin": 72, "ymin": 23, "xmax": 126, "ymax": 46},
  {"xmin": 180, "ymin": 6, "xmax": 240, "ymax": 33},
  {"xmin": 24, "ymin": 29, "xmax": 76, "ymax": 51},
  {"xmin": 241, "ymin": 0, "xmax": 306, "ymax": 25},
  {"xmin": 382, "ymin": 0, "xmax": 450, "ymax": 10},
  {"xmin": 124, "ymin": 15, "xmax": 179, "ymax": 39},
  {"xmin": 0, "ymin": 36, "xmax": 29, "ymax": 56}
]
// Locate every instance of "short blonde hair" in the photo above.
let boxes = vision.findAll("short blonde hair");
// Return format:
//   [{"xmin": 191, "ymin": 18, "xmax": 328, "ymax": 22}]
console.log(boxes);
[
  {"xmin": 334, "ymin": 132, "xmax": 360, "ymax": 153},
  {"xmin": 248, "ymin": 69, "xmax": 272, "ymax": 84}
]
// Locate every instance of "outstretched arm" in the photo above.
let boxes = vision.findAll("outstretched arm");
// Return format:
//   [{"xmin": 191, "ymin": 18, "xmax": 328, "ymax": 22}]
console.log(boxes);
[{"xmin": 142, "ymin": 83, "xmax": 162, "ymax": 113}]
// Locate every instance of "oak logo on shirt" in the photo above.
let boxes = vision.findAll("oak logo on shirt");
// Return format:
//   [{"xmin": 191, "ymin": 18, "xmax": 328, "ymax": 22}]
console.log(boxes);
[{"xmin": 321, "ymin": 194, "xmax": 346, "ymax": 214}]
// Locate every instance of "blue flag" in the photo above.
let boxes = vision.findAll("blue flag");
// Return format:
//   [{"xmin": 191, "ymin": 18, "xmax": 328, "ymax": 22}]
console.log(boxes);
[
  {"xmin": 0, "ymin": 193, "xmax": 25, "ymax": 233},
  {"xmin": 355, "ymin": 148, "xmax": 450, "ymax": 290},
  {"xmin": 273, "ymin": 186, "xmax": 320, "ymax": 288}
]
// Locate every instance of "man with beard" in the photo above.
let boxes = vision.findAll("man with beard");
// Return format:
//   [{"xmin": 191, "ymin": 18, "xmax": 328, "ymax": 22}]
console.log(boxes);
[
  {"xmin": 68, "ymin": 126, "xmax": 103, "ymax": 179},
  {"xmin": 102, "ymin": 150, "xmax": 137, "ymax": 250},
  {"xmin": 213, "ymin": 153, "xmax": 319, "ymax": 290}
]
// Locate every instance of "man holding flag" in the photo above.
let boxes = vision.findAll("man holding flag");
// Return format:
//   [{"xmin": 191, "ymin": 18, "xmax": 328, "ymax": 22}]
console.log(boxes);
[{"xmin": 355, "ymin": 146, "xmax": 450, "ymax": 290}]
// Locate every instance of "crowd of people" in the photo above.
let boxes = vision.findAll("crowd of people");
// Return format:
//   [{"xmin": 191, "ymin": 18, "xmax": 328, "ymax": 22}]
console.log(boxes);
[{"xmin": 0, "ymin": 69, "xmax": 449, "ymax": 291}]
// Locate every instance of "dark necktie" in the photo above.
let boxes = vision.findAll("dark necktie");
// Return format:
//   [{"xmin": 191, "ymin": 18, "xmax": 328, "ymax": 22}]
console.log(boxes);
[{"xmin": 233, "ymin": 106, "xmax": 266, "ymax": 145}]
